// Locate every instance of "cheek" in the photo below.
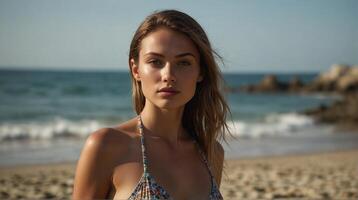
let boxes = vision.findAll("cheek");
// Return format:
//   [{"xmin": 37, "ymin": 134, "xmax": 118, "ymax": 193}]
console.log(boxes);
[
  {"xmin": 182, "ymin": 73, "xmax": 200, "ymax": 94},
  {"xmin": 138, "ymin": 66, "xmax": 159, "ymax": 94},
  {"xmin": 139, "ymin": 63, "xmax": 161, "ymax": 79}
]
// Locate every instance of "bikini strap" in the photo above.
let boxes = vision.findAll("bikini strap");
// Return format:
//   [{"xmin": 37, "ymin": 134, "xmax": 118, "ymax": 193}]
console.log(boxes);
[
  {"xmin": 137, "ymin": 116, "xmax": 214, "ymax": 181},
  {"xmin": 137, "ymin": 115, "xmax": 149, "ymax": 176},
  {"xmin": 192, "ymin": 139, "xmax": 215, "ymax": 179}
]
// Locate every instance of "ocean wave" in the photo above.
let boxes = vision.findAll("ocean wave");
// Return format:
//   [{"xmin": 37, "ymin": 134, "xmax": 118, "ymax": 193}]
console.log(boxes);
[
  {"xmin": 0, "ymin": 113, "xmax": 317, "ymax": 142},
  {"xmin": 228, "ymin": 112, "xmax": 316, "ymax": 138},
  {"xmin": 0, "ymin": 117, "xmax": 103, "ymax": 141}
]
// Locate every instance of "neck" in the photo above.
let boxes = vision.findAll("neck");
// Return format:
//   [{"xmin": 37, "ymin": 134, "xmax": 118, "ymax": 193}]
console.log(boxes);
[{"xmin": 139, "ymin": 103, "xmax": 190, "ymax": 147}]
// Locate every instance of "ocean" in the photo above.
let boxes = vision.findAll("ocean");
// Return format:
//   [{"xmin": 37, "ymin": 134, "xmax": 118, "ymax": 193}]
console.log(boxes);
[{"xmin": 1, "ymin": 69, "xmax": 358, "ymax": 166}]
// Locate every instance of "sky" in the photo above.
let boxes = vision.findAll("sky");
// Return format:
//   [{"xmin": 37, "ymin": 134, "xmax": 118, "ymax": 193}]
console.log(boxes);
[{"xmin": 0, "ymin": 0, "xmax": 357, "ymax": 73}]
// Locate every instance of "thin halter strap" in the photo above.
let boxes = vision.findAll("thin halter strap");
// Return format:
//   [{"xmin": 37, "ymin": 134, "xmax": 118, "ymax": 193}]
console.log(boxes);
[
  {"xmin": 137, "ymin": 115, "xmax": 215, "ymax": 180},
  {"xmin": 137, "ymin": 115, "xmax": 149, "ymax": 176},
  {"xmin": 191, "ymin": 138, "xmax": 216, "ymax": 181}
]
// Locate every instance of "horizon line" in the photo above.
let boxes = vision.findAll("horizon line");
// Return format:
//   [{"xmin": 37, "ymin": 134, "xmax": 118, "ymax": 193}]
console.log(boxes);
[{"xmin": 0, "ymin": 66, "xmax": 324, "ymax": 74}]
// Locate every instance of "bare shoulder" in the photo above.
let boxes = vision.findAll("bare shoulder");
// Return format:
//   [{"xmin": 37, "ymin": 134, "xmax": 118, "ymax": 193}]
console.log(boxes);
[
  {"xmin": 85, "ymin": 117, "xmax": 140, "ymax": 154},
  {"xmin": 87, "ymin": 127, "xmax": 121, "ymax": 148},
  {"xmin": 86, "ymin": 126, "xmax": 133, "ymax": 151},
  {"xmin": 73, "ymin": 118, "xmax": 139, "ymax": 199}
]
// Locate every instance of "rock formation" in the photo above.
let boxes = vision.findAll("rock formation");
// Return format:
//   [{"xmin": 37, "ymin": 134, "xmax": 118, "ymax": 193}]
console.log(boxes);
[
  {"xmin": 235, "ymin": 64, "xmax": 358, "ymax": 132},
  {"xmin": 240, "ymin": 75, "xmax": 288, "ymax": 92},
  {"xmin": 302, "ymin": 94, "xmax": 358, "ymax": 132},
  {"xmin": 237, "ymin": 64, "xmax": 358, "ymax": 95},
  {"xmin": 306, "ymin": 64, "xmax": 358, "ymax": 93}
]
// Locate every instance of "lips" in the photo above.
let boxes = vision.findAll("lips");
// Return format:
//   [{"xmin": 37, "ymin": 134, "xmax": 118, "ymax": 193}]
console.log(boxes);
[
  {"xmin": 158, "ymin": 87, "xmax": 180, "ymax": 96},
  {"xmin": 158, "ymin": 87, "xmax": 180, "ymax": 93}
]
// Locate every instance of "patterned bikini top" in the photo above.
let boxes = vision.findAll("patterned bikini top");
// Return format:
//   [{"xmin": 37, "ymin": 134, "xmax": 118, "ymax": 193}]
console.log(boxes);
[{"xmin": 127, "ymin": 115, "xmax": 223, "ymax": 200}]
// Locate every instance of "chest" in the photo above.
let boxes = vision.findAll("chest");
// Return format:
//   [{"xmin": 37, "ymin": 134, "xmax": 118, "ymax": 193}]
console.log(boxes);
[
  {"xmin": 146, "ymin": 141, "xmax": 211, "ymax": 199},
  {"xmin": 112, "ymin": 140, "xmax": 212, "ymax": 199},
  {"xmin": 147, "ymin": 148, "xmax": 212, "ymax": 199}
]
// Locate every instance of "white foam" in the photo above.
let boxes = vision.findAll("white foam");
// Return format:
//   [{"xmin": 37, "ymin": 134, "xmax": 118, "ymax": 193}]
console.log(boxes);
[
  {"xmin": 0, "ymin": 117, "xmax": 103, "ymax": 141},
  {"xmin": 228, "ymin": 113, "xmax": 316, "ymax": 139},
  {"xmin": 0, "ymin": 113, "xmax": 319, "ymax": 141}
]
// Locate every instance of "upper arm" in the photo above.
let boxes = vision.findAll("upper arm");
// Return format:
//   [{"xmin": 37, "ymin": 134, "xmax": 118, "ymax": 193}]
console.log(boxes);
[
  {"xmin": 213, "ymin": 141, "xmax": 224, "ymax": 187},
  {"xmin": 72, "ymin": 128, "xmax": 117, "ymax": 200}
]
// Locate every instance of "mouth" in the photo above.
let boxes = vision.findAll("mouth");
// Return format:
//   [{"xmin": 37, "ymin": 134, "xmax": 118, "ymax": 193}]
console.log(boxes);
[{"xmin": 158, "ymin": 87, "xmax": 180, "ymax": 96}]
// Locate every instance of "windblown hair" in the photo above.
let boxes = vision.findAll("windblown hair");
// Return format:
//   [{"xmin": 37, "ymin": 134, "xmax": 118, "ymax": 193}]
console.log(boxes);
[{"xmin": 128, "ymin": 9, "xmax": 231, "ymax": 181}]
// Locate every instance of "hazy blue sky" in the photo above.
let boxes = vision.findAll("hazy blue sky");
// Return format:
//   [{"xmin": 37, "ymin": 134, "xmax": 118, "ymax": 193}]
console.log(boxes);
[{"xmin": 0, "ymin": 0, "xmax": 357, "ymax": 72}]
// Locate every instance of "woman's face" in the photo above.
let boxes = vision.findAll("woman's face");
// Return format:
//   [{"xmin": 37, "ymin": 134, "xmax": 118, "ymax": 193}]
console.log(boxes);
[{"xmin": 131, "ymin": 27, "xmax": 203, "ymax": 110}]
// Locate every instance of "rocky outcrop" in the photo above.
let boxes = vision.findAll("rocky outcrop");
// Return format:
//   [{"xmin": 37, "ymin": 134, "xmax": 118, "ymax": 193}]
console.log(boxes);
[
  {"xmin": 336, "ymin": 66, "xmax": 358, "ymax": 92},
  {"xmin": 237, "ymin": 64, "xmax": 358, "ymax": 94},
  {"xmin": 240, "ymin": 75, "xmax": 288, "ymax": 92},
  {"xmin": 288, "ymin": 76, "xmax": 304, "ymax": 92},
  {"xmin": 305, "ymin": 64, "xmax": 358, "ymax": 93},
  {"xmin": 302, "ymin": 94, "xmax": 358, "ymax": 132},
  {"xmin": 234, "ymin": 64, "xmax": 358, "ymax": 132}
]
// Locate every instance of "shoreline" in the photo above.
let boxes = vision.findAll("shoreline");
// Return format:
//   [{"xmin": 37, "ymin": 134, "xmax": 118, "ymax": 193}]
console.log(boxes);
[
  {"xmin": 1, "ymin": 149, "xmax": 357, "ymax": 199},
  {"xmin": 0, "ymin": 149, "xmax": 353, "ymax": 169}
]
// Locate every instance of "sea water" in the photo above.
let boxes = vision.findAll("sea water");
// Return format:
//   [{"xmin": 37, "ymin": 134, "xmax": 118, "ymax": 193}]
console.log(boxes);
[{"xmin": 1, "ymin": 69, "xmax": 357, "ymax": 166}]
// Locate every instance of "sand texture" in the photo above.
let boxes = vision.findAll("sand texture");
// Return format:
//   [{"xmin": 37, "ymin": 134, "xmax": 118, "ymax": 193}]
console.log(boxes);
[
  {"xmin": 0, "ymin": 150, "xmax": 357, "ymax": 199},
  {"xmin": 221, "ymin": 150, "xmax": 358, "ymax": 199}
]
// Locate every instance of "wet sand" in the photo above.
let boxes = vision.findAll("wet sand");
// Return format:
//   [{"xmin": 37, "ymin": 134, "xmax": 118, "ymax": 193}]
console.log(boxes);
[{"xmin": 0, "ymin": 150, "xmax": 357, "ymax": 199}]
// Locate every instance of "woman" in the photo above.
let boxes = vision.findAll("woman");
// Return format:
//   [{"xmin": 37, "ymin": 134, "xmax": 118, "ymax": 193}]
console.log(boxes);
[{"xmin": 73, "ymin": 9, "xmax": 231, "ymax": 200}]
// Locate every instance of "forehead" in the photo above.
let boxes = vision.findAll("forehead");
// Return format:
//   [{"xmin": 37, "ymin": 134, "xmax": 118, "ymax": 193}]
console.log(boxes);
[{"xmin": 139, "ymin": 27, "xmax": 199, "ymax": 58}]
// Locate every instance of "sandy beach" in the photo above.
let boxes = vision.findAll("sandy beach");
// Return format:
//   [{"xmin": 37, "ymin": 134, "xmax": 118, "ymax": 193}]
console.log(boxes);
[
  {"xmin": 0, "ymin": 150, "xmax": 357, "ymax": 199},
  {"xmin": 221, "ymin": 150, "xmax": 358, "ymax": 199}
]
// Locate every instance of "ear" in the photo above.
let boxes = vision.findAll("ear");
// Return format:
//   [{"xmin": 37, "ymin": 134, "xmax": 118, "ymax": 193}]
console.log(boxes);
[{"xmin": 130, "ymin": 58, "xmax": 141, "ymax": 81}]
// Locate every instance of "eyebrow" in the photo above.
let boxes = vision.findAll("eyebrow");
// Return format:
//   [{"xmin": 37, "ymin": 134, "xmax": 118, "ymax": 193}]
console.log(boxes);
[{"xmin": 144, "ymin": 52, "xmax": 196, "ymax": 58}]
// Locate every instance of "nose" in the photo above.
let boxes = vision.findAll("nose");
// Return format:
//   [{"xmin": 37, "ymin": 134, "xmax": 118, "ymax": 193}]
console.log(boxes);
[{"xmin": 161, "ymin": 62, "xmax": 176, "ymax": 83}]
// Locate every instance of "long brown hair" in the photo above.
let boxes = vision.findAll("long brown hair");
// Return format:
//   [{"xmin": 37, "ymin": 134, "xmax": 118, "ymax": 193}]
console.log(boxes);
[{"xmin": 128, "ymin": 9, "xmax": 231, "ymax": 180}]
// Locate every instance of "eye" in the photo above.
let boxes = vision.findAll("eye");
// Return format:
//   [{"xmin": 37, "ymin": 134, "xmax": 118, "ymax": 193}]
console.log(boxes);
[
  {"xmin": 177, "ymin": 60, "xmax": 191, "ymax": 67},
  {"xmin": 148, "ymin": 59, "xmax": 163, "ymax": 67}
]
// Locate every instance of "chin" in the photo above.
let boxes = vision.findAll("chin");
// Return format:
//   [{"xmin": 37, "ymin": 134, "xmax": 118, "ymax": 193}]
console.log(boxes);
[
  {"xmin": 157, "ymin": 103, "xmax": 184, "ymax": 110},
  {"xmin": 147, "ymin": 96, "xmax": 193, "ymax": 110},
  {"xmin": 155, "ymin": 100, "xmax": 187, "ymax": 110}
]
